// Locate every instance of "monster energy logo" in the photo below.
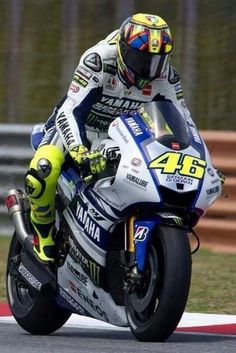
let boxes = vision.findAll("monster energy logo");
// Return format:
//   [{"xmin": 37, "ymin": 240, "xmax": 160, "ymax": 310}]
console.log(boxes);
[
  {"xmin": 172, "ymin": 216, "xmax": 183, "ymax": 226},
  {"xmin": 89, "ymin": 260, "xmax": 100, "ymax": 286}
]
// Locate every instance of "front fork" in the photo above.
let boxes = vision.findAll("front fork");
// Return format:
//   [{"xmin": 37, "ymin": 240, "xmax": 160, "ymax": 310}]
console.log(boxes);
[{"xmin": 121, "ymin": 216, "xmax": 157, "ymax": 292}]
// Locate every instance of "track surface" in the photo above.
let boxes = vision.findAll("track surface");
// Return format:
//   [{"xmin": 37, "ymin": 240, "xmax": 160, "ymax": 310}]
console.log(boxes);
[
  {"xmin": 1, "ymin": 322, "xmax": 236, "ymax": 353},
  {"xmin": 1, "ymin": 303, "xmax": 236, "ymax": 353}
]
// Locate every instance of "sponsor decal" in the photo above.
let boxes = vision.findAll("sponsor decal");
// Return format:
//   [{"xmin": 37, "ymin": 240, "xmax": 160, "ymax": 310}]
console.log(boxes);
[
  {"xmin": 69, "ymin": 282, "xmax": 109, "ymax": 321},
  {"xmin": 67, "ymin": 262, "xmax": 88, "ymax": 286},
  {"xmin": 174, "ymin": 83, "xmax": 182, "ymax": 91},
  {"xmin": 189, "ymin": 125, "xmax": 201, "ymax": 143},
  {"xmin": 88, "ymin": 260, "xmax": 100, "ymax": 287},
  {"xmin": 211, "ymin": 178, "xmax": 220, "ymax": 184},
  {"xmin": 69, "ymin": 240, "xmax": 89, "ymax": 266},
  {"xmin": 92, "ymin": 76, "xmax": 99, "ymax": 83},
  {"xmin": 57, "ymin": 112, "xmax": 76, "ymax": 147},
  {"xmin": 174, "ymin": 82, "xmax": 184, "ymax": 100},
  {"xmin": 18, "ymin": 263, "xmax": 42, "ymax": 290},
  {"xmin": 89, "ymin": 208, "xmax": 105, "ymax": 221},
  {"xmin": 131, "ymin": 168, "xmax": 139, "ymax": 174},
  {"xmin": 126, "ymin": 117, "xmax": 143, "ymax": 136},
  {"xmin": 168, "ymin": 66, "xmax": 180, "ymax": 84},
  {"xmin": 142, "ymin": 84, "xmax": 152, "ymax": 96},
  {"xmin": 176, "ymin": 91, "xmax": 184, "ymax": 100},
  {"xmin": 126, "ymin": 173, "xmax": 148, "ymax": 188},
  {"xmin": 115, "ymin": 125, "xmax": 129, "ymax": 143},
  {"xmin": 105, "ymin": 76, "xmax": 117, "ymax": 91},
  {"xmin": 87, "ymin": 113, "xmax": 111, "ymax": 132},
  {"xmin": 59, "ymin": 287, "xmax": 85, "ymax": 314},
  {"xmin": 76, "ymin": 66, "xmax": 92, "ymax": 80},
  {"xmin": 206, "ymin": 185, "xmax": 220, "ymax": 196},
  {"xmin": 131, "ymin": 157, "xmax": 142, "ymax": 167},
  {"xmin": 92, "ymin": 95, "xmax": 143, "ymax": 116},
  {"xmin": 76, "ymin": 203, "xmax": 101, "ymax": 242},
  {"xmin": 69, "ymin": 239, "xmax": 101, "ymax": 287},
  {"xmin": 83, "ymin": 53, "xmax": 102, "ymax": 72},
  {"xmin": 207, "ymin": 168, "xmax": 215, "ymax": 177},
  {"xmin": 69, "ymin": 83, "xmax": 80, "ymax": 93},
  {"xmin": 166, "ymin": 175, "xmax": 193, "ymax": 185},
  {"xmin": 134, "ymin": 226, "xmax": 149, "ymax": 241},
  {"xmin": 73, "ymin": 73, "xmax": 88, "ymax": 87}
]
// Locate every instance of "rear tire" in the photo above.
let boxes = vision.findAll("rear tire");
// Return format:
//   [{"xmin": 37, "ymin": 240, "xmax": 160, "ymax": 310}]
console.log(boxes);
[
  {"xmin": 6, "ymin": 233, "xmax": 71, "ymax": 335},
  {"xmin": 125, "ymin": 225, "xmax": 191, "ymax": 342}
]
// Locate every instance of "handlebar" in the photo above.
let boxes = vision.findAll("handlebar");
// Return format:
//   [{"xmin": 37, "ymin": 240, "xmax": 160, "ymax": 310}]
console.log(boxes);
[{"xmin": 78, "ymin": 153, "xmax": 121, "ymax": 182}]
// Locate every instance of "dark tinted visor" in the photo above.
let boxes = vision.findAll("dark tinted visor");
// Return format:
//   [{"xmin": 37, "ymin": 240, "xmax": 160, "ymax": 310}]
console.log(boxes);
[{"xmin": 120, "ymin": 39, "xmax": 167, "ymax": 79}]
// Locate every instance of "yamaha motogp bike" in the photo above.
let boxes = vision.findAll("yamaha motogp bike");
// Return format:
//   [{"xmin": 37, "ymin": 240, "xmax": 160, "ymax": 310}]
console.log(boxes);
[{"xmin": 5, "ymin": 100, "xmax": 222, "ymax": 341}]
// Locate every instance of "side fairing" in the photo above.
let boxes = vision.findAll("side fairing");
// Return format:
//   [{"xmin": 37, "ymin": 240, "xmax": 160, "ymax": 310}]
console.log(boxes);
[
  {"xmin": 97, "ymin": 115, "xmax": 161, "ymax": 209},
  {"xmin": 193, "ymin": 140, "xmax": 222, "ymax": 212}
]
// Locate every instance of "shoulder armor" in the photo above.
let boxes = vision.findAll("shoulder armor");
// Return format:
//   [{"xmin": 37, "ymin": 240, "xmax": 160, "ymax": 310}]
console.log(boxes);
[
  {"xmin": 168, "ymin": 66, "xmax": 180, "ymax": 84},
  {"xmin": 83, "ymin": 52, "xmax": 102, "ymax": 72}
]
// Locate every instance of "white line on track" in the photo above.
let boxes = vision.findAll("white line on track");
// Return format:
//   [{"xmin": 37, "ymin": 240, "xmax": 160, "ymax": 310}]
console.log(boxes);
[{"xmin": 1, "ymin": 312, "xmax": 236, "ymax": 330}]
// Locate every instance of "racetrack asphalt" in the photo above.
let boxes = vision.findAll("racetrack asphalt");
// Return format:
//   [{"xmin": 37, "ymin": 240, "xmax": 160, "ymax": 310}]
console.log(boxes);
[{"xmin": 1, "ymin": 303, "xmax": 236, "ymax": 353}]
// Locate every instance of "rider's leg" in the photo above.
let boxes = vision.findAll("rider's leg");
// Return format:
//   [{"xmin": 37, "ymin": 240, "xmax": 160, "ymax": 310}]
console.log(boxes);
[{"xmin": 25, "ymin": 143, "xmax": 65, "ymax": 262}]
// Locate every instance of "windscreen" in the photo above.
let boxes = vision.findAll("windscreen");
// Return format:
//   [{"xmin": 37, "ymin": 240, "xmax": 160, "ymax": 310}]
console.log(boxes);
[{"xmin": 139, "ymin": 101, "xmax": 190, "ymax": 148}]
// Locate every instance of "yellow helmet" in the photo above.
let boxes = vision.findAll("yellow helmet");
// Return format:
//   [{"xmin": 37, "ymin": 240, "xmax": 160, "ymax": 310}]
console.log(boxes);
[{"xmin": 117, "ymin": 13, "xmax": 173, "ymax": 89}]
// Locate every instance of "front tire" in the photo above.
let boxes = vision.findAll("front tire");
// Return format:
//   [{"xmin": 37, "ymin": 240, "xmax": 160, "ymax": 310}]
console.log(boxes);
[
  {"xmin": 6, "ymin": 232, "xmax": 71, "ymax": 335},
  {"xmin": 125, "ymin": 225, "xmax": 191, "ymax": 342}
]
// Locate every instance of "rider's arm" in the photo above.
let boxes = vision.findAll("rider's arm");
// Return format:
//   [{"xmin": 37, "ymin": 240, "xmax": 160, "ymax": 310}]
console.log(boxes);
[{"xmin": 55, "ymin": 48, "xmax": 104, "ymax": 151}]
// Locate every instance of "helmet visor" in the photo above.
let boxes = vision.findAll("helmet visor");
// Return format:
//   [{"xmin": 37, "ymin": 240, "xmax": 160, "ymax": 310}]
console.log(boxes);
[{"xmin": 120, "ymin": 39, "xmax": 169, "ymax": 80}]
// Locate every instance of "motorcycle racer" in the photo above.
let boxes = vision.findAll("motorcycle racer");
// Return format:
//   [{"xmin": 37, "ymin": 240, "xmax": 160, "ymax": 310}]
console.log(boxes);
[{"xmin": 25, "ymin": 13, "xmax": 196, "ymax": 263}]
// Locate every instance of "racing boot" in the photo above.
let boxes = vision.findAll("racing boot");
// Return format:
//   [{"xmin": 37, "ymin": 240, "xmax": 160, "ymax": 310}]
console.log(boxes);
[
  {"xmin": 25, "ymin": 144, "xmax": 65, "ymax": 263},
  {"xmin": 31, "ymin": 219, "xmax": 56, "ymax": 262}
]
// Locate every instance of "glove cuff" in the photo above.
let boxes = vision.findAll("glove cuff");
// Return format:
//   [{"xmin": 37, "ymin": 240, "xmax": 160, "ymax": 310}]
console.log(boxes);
[{"xmin": 69, "ymin": 145, "xmax": 89, "ymax": 164}]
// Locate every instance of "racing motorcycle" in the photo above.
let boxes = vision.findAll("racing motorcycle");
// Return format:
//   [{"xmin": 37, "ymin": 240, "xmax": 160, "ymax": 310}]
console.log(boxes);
[{"xmin": 5, "ymin": 100, "xmax": 222, "ymax": 341}]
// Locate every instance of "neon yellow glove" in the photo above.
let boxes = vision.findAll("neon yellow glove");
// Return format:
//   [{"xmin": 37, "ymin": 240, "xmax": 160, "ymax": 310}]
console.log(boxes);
[{"xmin": 69, "ymin": 145, "xmax": 106, "ymax": 174}]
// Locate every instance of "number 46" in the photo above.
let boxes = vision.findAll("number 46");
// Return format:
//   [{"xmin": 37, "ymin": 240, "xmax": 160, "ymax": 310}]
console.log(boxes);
[{"xmin": 149, "ymin": 152, "xmax": 206, "ymax": 179}]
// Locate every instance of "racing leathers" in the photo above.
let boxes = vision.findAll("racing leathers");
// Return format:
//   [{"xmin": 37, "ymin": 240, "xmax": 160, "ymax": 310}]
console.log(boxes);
[{"xmin": 25, "ymin": 30, "xmax": 196, "ymax": 262}]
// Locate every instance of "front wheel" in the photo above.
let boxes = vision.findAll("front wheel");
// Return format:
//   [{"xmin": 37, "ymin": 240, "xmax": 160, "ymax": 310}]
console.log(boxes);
[
  {"xmin": 125, "ymin": 225, "xmax": 192, "ymax": 342},
  {"xmin": 6, "ymin": 232, "xmax": 71, "ymax": 335}
]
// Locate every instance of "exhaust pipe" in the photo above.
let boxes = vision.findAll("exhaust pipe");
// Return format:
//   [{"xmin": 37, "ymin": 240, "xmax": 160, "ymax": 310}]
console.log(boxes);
[
  {"xmin": 5, "ymin": 189, "xmax": 56, "ymax": 288},
  {"xmin": 5, "ymin": 189, "xmax": 32, "ymax": 245}
]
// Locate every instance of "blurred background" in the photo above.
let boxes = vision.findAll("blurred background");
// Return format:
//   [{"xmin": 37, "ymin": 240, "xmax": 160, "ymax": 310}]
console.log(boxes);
[{"xmin": 0, "ymin": 0, "xmax": 235, "ymax": 129}]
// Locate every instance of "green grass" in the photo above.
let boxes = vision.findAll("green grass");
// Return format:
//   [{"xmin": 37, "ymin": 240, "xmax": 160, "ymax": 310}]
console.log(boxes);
[
  {"xmin": 186, "ymin": 248, "xmax": 236, "ymax": 314},
  {"xmin": 0, "ymin": 236, "xmax": 235, "ymax": 314}
]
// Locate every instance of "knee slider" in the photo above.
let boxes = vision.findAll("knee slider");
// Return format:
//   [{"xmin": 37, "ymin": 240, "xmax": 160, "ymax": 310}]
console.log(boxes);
[
  {"xmin": 26, "ymin": 146, "xmax": 64, "ymax": 199},
  {"xmin": 25, "ymin": 168, "xmax": 46, "ymax": 199},
  {"xmin": 25, "ymin": 157, "xmax": 53, "ymax": 199}
]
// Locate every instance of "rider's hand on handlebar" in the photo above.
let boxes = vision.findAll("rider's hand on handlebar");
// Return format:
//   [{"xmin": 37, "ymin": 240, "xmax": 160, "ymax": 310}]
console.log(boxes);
[{"xmin": 69, "ymin": 145, "xmax": 106, "ymax": 175}]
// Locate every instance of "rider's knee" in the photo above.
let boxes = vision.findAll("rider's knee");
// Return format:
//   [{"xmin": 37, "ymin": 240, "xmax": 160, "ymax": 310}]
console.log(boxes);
[{"xmin": 25, "ymin": 145, "xmax": 65, "ymax": 199}]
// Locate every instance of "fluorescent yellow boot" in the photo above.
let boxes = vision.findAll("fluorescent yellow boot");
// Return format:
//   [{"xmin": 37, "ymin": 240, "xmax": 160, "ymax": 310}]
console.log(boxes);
[{"xmin": 25, "ymin": 144, "xmax": 65, "ymax": 263}]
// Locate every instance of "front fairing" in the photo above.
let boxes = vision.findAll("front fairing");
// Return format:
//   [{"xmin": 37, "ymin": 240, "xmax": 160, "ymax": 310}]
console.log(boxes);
[{"xmin": 105, "ymin": 101, "xmax": 222, "ymax": 215}]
